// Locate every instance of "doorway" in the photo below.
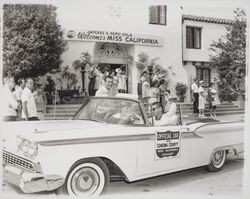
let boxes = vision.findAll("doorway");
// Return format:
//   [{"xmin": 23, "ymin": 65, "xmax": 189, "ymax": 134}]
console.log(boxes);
[
  {"xmin": 99, "ymin": 63, "xmax": 128, "ymax": 93},
  {"xmin": 196, "ymin": 67, "xmax": 211, "ymax": 88},
  {"xmin": 94, "ymin": 42, "xmax": 130, "ymax": 93},
  {"xmin": 99, "ymin": 63, "xmax": 127, "ymax": 75}
]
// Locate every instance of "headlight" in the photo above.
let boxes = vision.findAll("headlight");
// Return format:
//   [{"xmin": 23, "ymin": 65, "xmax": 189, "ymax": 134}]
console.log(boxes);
[
  {"xmin": 27, "ymin": 143, "xmax": 38, "ymax": 157},
  {"xmin": 17, "ymin": 136, "xmax": 38, "ymax": 158}
]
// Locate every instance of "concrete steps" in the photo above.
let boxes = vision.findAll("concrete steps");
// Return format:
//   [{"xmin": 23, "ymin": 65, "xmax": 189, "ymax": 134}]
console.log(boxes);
[
  {"xmin": 178, "ymin": 103, "xmax": 245, "ymax": 118},
  {"xmin": 44, "ymin": 102, "xmax": 245, "ymax": 120},
  {"xmin": 181, "ymin": 108, "xmax": 245, "ymax": 114},
  {"xmin": 45, "ymin": 104, "xmax": 82, "ymax": 120}
]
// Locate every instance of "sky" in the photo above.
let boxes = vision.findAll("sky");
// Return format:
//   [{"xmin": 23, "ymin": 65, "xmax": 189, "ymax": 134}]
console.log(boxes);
[
  {"xmin": 180, "ymin": 0, "xmax": 248, "ymax": 19},
  {"xmin": 57, "ymin": 0, "xmax": 248, "ymax": 29},
  {"xmin": 1, "ymin": 0, "xmax": 249, "ymax": 29}
]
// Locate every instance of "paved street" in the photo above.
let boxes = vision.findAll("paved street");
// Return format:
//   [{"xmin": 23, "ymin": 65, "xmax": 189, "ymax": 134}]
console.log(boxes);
[
  {"xmin": 103, "ymin": 154, "xmax": 244, "ymax": 197},
  {"xmin": 2, "ymin": 154, "xmax": 244, "ymax": 197}
]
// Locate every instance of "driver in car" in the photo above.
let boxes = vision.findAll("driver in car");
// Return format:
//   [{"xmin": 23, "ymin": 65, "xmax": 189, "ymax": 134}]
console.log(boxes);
[
  {"xmin": 111, "ymin": 102, "xmax": 136, "ymax": 125},
  {"xmin": 152, "ymin": 100, "xmax": 178, "ymax": 126}
]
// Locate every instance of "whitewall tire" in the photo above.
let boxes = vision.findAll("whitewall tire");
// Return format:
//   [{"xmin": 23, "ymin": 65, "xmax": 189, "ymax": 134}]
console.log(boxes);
[
  {"xmin": 206, "ymin": 150, "xmax": 226, "ymax": 172},
  {"xmin": 65, "ymin": 159, "xmax": 109, "ymax": 196}
]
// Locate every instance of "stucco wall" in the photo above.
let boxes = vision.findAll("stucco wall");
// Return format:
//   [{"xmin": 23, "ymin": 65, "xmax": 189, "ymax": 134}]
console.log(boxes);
[
  {"xmin": 183, "ymin": 20, "xmax": 228, "ymax": 62},
  {"xmin": 58, "ymin": 0, "xmax": 185, "ymax": 95},
  {"xmin": 56, "ymin": 0, "xmax": 230, "ymax": 99}
]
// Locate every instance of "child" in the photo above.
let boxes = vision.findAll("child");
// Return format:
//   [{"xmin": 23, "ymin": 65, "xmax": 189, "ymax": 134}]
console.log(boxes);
[{"xmin": 198, "ymin": 90, "xmax": 206, "ymax": 118}]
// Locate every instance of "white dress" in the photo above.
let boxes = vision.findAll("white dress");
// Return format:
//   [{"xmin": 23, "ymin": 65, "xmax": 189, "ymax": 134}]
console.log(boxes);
[
  {"xmin": 198, "ymin": 86, "xmax": 206, "ymax": 109},
  {"xmin": 198, "ymin": 95, "xmax": 205, "ymax": 109}
]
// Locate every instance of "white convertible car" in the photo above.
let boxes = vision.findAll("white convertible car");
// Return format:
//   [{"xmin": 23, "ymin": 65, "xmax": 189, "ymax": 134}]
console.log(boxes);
[{"xmin": 2, "ymin": 95, "xmax": 244, "ymax": 196}]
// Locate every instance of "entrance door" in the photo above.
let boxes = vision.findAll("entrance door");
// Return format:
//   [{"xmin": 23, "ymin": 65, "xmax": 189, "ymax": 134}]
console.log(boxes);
[
  {"xmin": 196, "ymin": 68, "xmax": 210, "ymax": 87},
  {"xmin": 99, "ymin": 63, "xmax": 128, "ymax": 92}
]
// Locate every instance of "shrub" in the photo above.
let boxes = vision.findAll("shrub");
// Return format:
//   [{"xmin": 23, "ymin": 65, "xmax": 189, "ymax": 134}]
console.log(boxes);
[
  {"xmin": 219, "ymin": 87, "xmax": 238, "ymax": 102},
  {"xmin": 175, "ymin": 82, "xmax": 188, "ymax": 99}
]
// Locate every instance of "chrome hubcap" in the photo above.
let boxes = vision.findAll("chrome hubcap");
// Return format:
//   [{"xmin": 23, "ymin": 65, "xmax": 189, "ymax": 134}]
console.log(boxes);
[
  {"xmin": 71, "ymin": 167, "xmax": 99, "ymax": 195},
  {"xmin": 213, "ymin": 151, "xmax": 224, "ymax": 166},
  {"xmin": 78, "ymin": 174, "xmax": 93, "ymax": 190}
]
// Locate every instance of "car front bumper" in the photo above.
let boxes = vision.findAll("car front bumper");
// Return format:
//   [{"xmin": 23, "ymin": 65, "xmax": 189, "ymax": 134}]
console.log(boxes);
[{"xmin": 3, "ymin": 165, "xmax": 64, "ymax": 193}]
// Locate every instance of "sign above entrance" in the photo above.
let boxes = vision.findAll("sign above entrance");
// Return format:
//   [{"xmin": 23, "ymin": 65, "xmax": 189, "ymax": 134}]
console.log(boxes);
[{"xmin": 65, "ymin": 30, "xmax": 163, "ymax": 46}]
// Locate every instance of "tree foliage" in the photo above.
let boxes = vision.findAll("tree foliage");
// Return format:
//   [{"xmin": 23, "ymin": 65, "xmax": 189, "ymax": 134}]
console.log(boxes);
[
  {"xmin": 60, "ymin": 65, "xmax": 78, "ymax": 89},
  {"xmin": 3, "ymin": 4, "xmax": 67, "ymax": 80},
  {"xmin": 210, "ymin": 8, "xmax": 246, "ymax": 101},
  {"xmin": 72, "ymin": 52, "xmax": 92, "ymax": 71}
]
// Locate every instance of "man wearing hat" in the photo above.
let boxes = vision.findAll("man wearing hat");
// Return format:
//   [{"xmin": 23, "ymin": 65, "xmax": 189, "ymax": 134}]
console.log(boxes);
[{"xmin": 152, "ymin": 98, "xmax": 178, "ymax": 126}]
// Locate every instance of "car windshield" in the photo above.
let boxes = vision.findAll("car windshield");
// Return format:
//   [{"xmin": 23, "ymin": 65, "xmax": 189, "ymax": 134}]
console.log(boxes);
[{"xmin": 74, "ymin": 98, "xmax": 145, "ymax": 126}]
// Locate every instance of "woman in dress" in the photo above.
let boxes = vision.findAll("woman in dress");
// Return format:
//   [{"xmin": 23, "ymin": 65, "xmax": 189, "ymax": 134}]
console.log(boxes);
[
  {"xmin": 198, "ymin": 80, "xmax": 206, "ymax": 118},
  {"xmin": 208, "ymin": 82, "xmax": 218, "ymax": 117}
]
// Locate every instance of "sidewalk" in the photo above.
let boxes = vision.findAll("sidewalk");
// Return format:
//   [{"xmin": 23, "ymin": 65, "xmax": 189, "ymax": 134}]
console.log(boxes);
[
  {"xmin": 212, "ymin": 114, "xmax": 245, "ymax": 122},
  {"xmin": 182, "ymin": 114, "xmax": 245, "ymax": 125}
]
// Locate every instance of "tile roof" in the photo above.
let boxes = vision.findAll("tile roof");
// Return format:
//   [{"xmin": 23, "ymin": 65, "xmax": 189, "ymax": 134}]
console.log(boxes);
[{"xmin": 182, "ymin": 14, "xmax": 234, "ymax": 25}]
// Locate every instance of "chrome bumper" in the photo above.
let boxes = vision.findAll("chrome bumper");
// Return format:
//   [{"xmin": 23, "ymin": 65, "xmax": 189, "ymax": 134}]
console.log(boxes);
[{"xmin": 3, "ymin": 165, "xmax": 64, "ymax": 193}]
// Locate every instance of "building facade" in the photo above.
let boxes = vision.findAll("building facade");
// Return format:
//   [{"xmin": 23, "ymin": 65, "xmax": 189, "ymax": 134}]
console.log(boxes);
[
  {"xmin": 56, "ymin": 0, "xmax": 233, "ymax": 102},
  {"xmin": 182, "ymin": 15, "xmax": 233, "ymax": 101}
]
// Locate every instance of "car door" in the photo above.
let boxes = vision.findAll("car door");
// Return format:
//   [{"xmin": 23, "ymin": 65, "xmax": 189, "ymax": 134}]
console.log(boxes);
[{"xmin": 136, "ymin": 124, "xmax": 191, "ymax": 177}]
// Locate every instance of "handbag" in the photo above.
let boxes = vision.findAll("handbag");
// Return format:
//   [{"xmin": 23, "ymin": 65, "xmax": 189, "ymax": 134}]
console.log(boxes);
[{"xmin": 212, "ymin": 95, "xmax": 220, "ymax": 106}]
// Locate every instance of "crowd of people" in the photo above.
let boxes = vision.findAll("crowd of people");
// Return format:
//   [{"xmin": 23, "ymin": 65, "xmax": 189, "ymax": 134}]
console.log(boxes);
[
  {"xmin": 88, "ymin": 66, "xmax": 127, "ymax": 96},
  {"xmin": 1, "ymin": 76, "xmax": 46, "ymax": 122},
  {"xmin": 191, "ymin": 78, "xmax": 220, "ymax": 118}
]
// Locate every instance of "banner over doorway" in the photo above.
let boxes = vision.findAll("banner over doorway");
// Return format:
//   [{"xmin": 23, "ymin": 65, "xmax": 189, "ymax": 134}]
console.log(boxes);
[{"xmin": 65, "ymin": 29, "xmax": 163, "ymax": 46}]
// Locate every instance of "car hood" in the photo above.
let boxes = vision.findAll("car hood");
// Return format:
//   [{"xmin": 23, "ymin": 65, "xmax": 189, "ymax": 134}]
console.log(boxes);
[
  {"xmin": 28, "ymin": 120, "xmax": 108, "ymax": 133},
  {"xmin": 2, "ymin": 120, "xmax": 106, "ymax": 135},
  {"xmin": 2, "ymin": 120, "xmax": 137, "ymax": 148}
]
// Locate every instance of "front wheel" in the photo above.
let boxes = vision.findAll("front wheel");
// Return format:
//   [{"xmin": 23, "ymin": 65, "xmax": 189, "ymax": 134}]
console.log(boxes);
[
  {"xmin": 58, "ymin": 158, "xmax": 110, "ymax": 196},
  {"xmin": 206, "ymin": 150, "xmax": 226, "ymax": 172}
]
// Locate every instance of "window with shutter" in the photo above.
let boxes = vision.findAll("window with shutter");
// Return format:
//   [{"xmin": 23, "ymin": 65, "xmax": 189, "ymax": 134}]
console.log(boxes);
[
  {"xmin": 149, "ymin": 6, "xmax": 158, "ymax": 24},
  {"xmin": 186, "ymin": 27, "xmax": 202, "ymax": 49},
  {"xmin": 159, "ymin": 6, "xmax": 166, "ymax": 25},
  {"xmin": 149, "ymin": 5, "xmax": 167, "ymax": 25},
  {"xmin": 196, "ymin": 68, "xmax": 210, "ymax": 87},
  {"xmin": 194, "ymin": 28, "xmax": 201, "ymax": 48},
  {"xmin": 186, "ymin": 27, "xmax": 193, "ymax": 48}
]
